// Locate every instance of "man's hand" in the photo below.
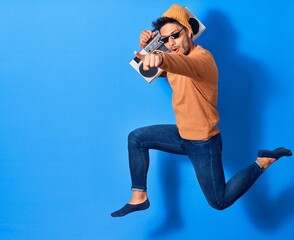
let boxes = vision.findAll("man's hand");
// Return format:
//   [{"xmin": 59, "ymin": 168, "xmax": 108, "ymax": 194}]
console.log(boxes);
[
  {"xmin": 135, "ymin": 51, "xmax": 163, "ymax": 71},
  {"xmin": 139, "ymin": 30, "xmax": 156, "ymax": 49}
]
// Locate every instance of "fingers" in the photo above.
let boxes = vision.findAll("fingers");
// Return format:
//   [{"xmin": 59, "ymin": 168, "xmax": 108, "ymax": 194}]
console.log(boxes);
[
  {"xmin": 134, "ymin": 51, "xmax": 163, "ymax": 71},
  {"xmin": 134, "ymin": 51, "xmax": 145, "ymax": 61},
  {"xmin": 139, "ymin": 30, "xmax": 155, "ymax": 49},
  {"xmin": 140, "ymin": 30, "xmax": 154, "ymax": 43},
  {"xmin": 154, "ymin": 55, "xmax": 162, "ymax": 67}
]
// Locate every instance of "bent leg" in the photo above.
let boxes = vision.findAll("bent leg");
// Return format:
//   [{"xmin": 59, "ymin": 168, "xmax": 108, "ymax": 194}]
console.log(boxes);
[
  {"xmin": 220, "ymin": 146, "xmax": 292, "ymax": 208},
  {"xmin": 128, "ymin": 124, "xmax": 185, "ymax": 191},
  {"xmin": 111, "ymin": 124, "xmax": 185, "ymax": 217},
  {"xmin": 182, "ymin": 133, "xmax": 263, "ymax": 210}
]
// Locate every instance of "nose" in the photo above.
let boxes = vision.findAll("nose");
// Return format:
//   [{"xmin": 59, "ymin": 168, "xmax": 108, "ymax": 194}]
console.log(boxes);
[{"xmin": 168, "ymin": 37, "xmax": 176, "ymax": 46}]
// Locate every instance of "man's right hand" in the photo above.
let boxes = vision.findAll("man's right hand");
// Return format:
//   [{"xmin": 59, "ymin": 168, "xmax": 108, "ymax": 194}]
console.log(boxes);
[
  {"xmin": 139, "ymin": 30, "xmax": 156, "ymax": 49},
  {"xmin": 134, "ymin": 51, "xmax": 163, "ymax": 71}
]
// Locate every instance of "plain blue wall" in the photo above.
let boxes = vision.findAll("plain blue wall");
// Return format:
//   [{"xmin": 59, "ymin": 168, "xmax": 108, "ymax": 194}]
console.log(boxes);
[{"xmin": 1, "ymin": 1, "xmax": 293, "ymax": 239}]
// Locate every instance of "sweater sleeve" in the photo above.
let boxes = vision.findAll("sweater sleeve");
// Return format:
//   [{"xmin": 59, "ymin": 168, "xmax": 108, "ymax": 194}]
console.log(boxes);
[{"xmin": 159, "ymin": 47, "xmax": 218, "ymax": 81}]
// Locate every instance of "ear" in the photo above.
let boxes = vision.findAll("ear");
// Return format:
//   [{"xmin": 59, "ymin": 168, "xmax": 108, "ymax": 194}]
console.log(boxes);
[{"xmin": 185, "ymin": 28, "xmax": 193, "ymax": 39}]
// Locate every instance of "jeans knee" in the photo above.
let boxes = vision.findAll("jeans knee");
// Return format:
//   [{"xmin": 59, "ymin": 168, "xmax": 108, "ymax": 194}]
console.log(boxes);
[
  {"xmin": 207, "ymin": 200, "xmax": 228, "ymax": 211},
  {"xmin": 128, "ymin": 128, "xmax": 144, "ymax": 146}
]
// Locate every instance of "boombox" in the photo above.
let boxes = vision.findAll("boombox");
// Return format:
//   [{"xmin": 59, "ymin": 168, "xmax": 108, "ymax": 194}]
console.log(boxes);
[{"xmin": 129, "ymin": 6, "xmax": 206, "ymax": 83}]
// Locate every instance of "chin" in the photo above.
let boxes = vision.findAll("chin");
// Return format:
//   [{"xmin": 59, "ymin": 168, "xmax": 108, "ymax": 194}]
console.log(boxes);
[{"xmin": 175, "ymin": 49, "xmax": 184, "ymax": 55}]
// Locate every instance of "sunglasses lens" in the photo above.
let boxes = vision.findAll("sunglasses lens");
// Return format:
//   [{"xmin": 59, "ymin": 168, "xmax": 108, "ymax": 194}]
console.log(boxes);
[
  {"xmin": 171, "ymin": 32, "xmax": 180, "ymax": 39},
  {"xmin": 160, "ymin": 28, "xmax": 183, "ymax": 44},
  {"xmin": 160, "ymin": 37, "xmax": 169, "ymax": 43}
]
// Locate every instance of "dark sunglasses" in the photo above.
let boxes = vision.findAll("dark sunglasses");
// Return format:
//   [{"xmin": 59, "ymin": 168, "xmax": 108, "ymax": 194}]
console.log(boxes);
[{"xmin": 159, "ymin": 28, "xmax": 184, "ymax": 44}]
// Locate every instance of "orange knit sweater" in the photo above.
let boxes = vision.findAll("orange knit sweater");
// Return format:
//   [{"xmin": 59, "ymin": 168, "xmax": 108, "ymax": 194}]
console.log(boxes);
[{"xmin": 159, "ymin": 45, "xmax": 220, "ymax": 140}]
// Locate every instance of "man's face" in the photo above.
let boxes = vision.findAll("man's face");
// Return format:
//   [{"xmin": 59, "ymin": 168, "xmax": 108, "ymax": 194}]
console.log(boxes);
[{"xmin": 159, "ymin": 23, "xmax": 193, "ymax": 55}]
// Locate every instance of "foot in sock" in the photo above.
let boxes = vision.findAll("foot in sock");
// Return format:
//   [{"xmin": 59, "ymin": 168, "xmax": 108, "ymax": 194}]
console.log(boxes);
[
  {"xmin": 258, "ymin": 147, "xmax": 292, "ymax": 160},
  {"xmin": 257, "ymin": 147, "xmax": 292, "ymax": 170},
  {"xmin": 111, "ymin": 199, "xmax": 150, "ymax": 217}
]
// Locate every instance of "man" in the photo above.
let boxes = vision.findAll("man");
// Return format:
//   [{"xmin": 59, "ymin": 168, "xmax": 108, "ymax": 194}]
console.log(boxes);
[{"xmin": 111, "ymin": 4, "xmax": 292, "ymax": 217}]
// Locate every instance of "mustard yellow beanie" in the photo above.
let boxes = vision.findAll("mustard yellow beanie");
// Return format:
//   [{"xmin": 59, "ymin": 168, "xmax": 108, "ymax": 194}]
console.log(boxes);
[{"xmin": 162, "ymin": 4, "xmax": 193, "ymax": 37}]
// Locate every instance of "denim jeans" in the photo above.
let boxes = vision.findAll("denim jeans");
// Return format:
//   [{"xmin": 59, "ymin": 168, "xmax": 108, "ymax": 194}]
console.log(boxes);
[{"xmin": 128, "ymin": 124, "xmax": 263, "ymax": 210}]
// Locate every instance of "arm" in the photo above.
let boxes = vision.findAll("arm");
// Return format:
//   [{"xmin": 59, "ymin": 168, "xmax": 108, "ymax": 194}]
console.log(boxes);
[{"xmin": 159, "ymin": 50, "xmax": 218, "ymax": 81}]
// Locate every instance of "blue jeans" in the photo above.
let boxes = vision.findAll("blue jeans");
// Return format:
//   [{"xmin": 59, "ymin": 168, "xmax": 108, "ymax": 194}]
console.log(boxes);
[{"xmin": 128, "ymin": 124, "xmax": 263, "ymax": 210}]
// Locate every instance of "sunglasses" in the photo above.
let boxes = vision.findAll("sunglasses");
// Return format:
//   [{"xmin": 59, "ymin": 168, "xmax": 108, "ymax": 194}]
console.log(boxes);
[{"xmin": 159, "ymin": 28, "xmax": 184, "ymax": 44}]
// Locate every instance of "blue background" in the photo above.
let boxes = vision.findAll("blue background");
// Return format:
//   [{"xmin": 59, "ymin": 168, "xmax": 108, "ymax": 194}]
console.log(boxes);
[{"xmin": 1, "ymin": 0, "xmax": 294, "ymax": 239}]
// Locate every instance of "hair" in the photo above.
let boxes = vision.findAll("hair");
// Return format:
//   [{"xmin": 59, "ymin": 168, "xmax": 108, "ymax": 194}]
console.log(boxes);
[{"xmin": 152, "ymin": 17, "xmax": 185, "ymax": 32}]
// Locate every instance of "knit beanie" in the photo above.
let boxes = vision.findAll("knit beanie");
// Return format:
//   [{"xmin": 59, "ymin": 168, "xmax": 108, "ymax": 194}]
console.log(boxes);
[{"xmin": 162, "ymin": 4, "xmax": 193, "ymax": 37}]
